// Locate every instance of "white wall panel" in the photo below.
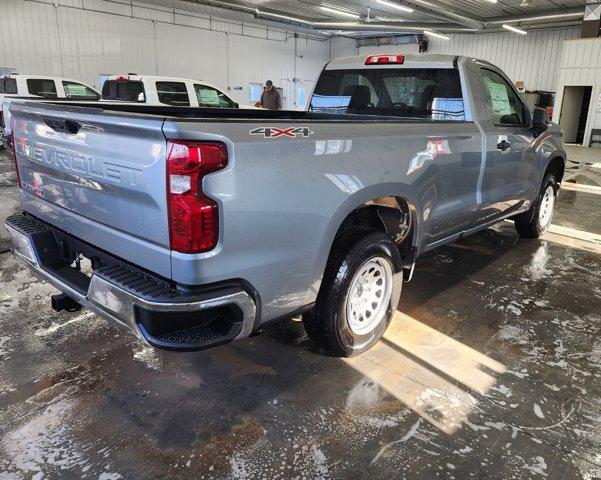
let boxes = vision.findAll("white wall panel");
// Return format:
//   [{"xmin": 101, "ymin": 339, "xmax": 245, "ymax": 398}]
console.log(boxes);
[
  {"xmin": 329, "ymin": 36, "xmax": 359, "ymax": 59},
  {"xmin": 0, "ymin": 0, "xmax": 62, "ymax": 76},
  {"xmin": 56, "ymin": 5, "xmax": 158, "ymax": 88},
  {"xmin": 427, "ymin": 27, "xmax": 581, "ymax": 92},
  {"xmin": 554, "ymin": 38, "xmax": 601, "ymax": 147},
  {"xmin": 5, "ymin": 0, "xmax": 582, "ymax": 115},
  {"xmin": 0, "ymin": 0, "xmax": 330, "ymax": 108}
]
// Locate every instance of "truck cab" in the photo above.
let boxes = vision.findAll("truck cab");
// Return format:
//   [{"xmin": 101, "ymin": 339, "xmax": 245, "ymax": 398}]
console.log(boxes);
[
  {"xmin": 0, "ymin": 74, "xmax": 100, "ymax": 149},
  {"xmin": 100, "ymin": 74, "xmax": 250, "ymax": 109}
]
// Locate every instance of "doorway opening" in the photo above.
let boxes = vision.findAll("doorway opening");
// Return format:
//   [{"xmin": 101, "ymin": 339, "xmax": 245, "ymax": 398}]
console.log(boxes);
[{"xmin": 559, "ymin": 86, "xmax": 592, "ymax": 145}]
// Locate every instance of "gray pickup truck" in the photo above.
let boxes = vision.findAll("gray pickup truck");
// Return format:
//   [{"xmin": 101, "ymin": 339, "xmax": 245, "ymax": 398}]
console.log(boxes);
[{"xmin": 4, "ymin": 54, "xmax": 565, "ymax": 356}]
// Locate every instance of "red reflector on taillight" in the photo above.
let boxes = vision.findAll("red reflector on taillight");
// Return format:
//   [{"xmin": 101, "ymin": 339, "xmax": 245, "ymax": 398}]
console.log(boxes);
[
  {"xmin": 10, "ymin": 117, "xmax": 21, "ymax": 188},
  {"xmin": 166, "ymin": 141, "xmax": 227, "ymax": 253},
  {"xmin": 365, "ymin": 55, "xmax": 405, "ymax": 65}
]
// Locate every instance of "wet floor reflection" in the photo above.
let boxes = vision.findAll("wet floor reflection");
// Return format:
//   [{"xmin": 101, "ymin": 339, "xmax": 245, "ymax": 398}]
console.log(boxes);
[{"xmin": 346, "ymin": 313, "xmax": 506, "ymax": 435}]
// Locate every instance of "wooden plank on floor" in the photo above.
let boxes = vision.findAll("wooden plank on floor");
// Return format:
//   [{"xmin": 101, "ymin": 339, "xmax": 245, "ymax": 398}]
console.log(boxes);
[{"xmin": 562, "ymin": 181, "xmax": 601, "ymax": 195}]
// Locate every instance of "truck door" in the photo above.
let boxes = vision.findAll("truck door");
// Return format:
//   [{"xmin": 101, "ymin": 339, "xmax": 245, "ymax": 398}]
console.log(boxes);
[{"xmin": 477, "ymin": 68, "xmax": 538, "ymax": 221}]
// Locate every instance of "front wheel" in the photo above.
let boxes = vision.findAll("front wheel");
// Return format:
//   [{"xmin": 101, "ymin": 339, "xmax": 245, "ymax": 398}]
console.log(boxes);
[
  {"xmin": 302, "ymin": 231, "xmax": 402, "ymax": 357},
  {"xmin": 514, "ymin": 174, "xmax": 557, "ymax": 238}
]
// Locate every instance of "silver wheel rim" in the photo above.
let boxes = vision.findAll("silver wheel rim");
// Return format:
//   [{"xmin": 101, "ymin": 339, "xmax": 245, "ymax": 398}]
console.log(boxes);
[
  {"xmin": 538, "ymin": 185, "xmax": 555, "ymax": 231},
  {"xmin": 346, "ymin": 257, "xmax": 393, "ymax": 336}
]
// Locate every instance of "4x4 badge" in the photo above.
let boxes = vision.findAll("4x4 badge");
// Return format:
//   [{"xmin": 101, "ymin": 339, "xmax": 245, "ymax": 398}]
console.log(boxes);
[{"xmin": 250, "ymin": 127, "xmax": 313, "ymax": 139}]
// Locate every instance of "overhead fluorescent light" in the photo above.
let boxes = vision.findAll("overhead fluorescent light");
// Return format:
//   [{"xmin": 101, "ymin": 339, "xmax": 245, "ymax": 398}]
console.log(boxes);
[
  {"xmin": 423, "ymin": 30, "xmax": 450, "ymax": 40},
  {"xmin": 255, "ymin": 9, "xmax": 310, "ymax": 24},
  {"xmin": 485, "ymin": 0, "xmax": 498, "ymax": 3},
  {"xmin": 376, "ymin": 0, "xmax": 414, "ymax": 13},
  {"xmin": 490, "ymin": 11, "xmax": 583, "ymax": 24},
  {"xmin": 502, "ymin": 23, "xmax": 527, "ymax": 34},
  {"xmin": 320, "ymin": 6, "xmax": 361, "ymax": 19}
]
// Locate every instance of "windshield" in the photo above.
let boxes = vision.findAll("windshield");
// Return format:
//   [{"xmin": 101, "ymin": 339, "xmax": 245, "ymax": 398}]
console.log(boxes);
[
  {"xmin": 309, "ymin": 68, "xmax": 465, "ymax": 120},
  {"xmin": 194, "ymin": 84, "xmax": 237, "ymax": 108},
  {"xmin": 102, "ymin": 80, "xmax": 145, "ymax": 102}
]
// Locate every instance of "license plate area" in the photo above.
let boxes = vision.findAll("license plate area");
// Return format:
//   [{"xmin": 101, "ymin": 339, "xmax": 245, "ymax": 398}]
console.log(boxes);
[
  {"xmin": 35, "ymin": 229, "xmax": 118, "ymax": 295},
  {"xmin": 69, "ymin": 254, "xmax": 94, "ymax": 279}
]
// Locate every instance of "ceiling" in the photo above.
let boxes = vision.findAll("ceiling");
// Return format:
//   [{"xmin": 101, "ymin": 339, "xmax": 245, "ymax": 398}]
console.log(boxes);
[{"xmin": 182, "ymin": 0, "xmax": 586, "ymax": 35}]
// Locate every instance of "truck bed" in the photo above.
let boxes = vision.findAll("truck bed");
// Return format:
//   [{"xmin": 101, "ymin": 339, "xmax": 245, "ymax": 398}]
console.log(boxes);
[{"xmin": 38, "ymin": 101, "xmax": 460, "ymax": 123}]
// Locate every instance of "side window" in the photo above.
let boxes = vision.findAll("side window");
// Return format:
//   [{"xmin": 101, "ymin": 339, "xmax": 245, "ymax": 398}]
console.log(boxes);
[
  {"xmin": 481, "ymin": 69, "xmax": 526, "ymax": 126},
  {"xmin": 249, "ymin": 83, "xmax": 262, "ymax": 103},
  {"xmin": 0, "ymin": 77, "xmax": 17, "ymax": 94},
  {"xmin": 194, "ymin": 84, "xmax": 236, "ymax": 108},
  {"xmin": 27, "ymin": 79, "xmax": 58, "ymax": 98},
  {"xmin": 62, "ymin": 81, "xmax": 100, "ymax": 100},
  {"xmin": 156, "ymin": 82, "xmax": 190, "ymax": 106}
]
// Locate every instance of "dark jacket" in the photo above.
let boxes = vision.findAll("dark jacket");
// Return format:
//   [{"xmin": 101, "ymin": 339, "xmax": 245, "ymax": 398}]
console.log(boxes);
[{"xmin": 261, "ymin": 88, "xmax": 282, "ymax": 110}]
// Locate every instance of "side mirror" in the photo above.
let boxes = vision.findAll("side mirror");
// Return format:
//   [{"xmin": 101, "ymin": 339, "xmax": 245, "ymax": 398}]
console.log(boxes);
[
  {"xmin": 532, "ymin": 107, "xmax": 548, "ymax": 136},
  {"xmin": 233, "ymin": 102, "xmax": 239, "ymax": 109},
  {"xmin": 137, "ymin": 92, "xmax": 146, "ymax": 103}
]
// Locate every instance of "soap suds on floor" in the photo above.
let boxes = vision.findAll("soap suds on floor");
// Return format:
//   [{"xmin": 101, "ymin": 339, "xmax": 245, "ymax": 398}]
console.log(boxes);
[{"xmin": 132, "ymin": 344, "xmax": 163, "ymax": 371}]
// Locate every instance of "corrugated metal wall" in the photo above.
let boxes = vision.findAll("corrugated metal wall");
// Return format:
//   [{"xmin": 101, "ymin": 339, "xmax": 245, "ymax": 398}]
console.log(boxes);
[
  {"xmin": 0, "ymin": 1, "xmax": 587, "ymax": 111},
  {"xmin": 554, "ymin": 38, "xmax": 601, "ymax": 146},
  {"xmin": 333, "ymin": 28, "xmax": 580, "ymax": 93},
  {"xmin": 0, "ymin": 0, "xmax": 331, "ymax": 108},
  {"xmin": 428, "ymin": 27, "xmax": 581, "ymax": 92},
  {"xmin": 329, "ymin": 37, "xmax": 359, "ymax": 59}
]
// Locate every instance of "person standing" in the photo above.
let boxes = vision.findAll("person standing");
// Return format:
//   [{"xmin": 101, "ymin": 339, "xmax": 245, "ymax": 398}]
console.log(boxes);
[{"xmin": 260, "ymin": 80, "xmax": 282, "ymax": 110}]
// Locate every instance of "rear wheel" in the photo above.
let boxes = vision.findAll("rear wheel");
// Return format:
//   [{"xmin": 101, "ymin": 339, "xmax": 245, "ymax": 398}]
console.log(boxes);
[
  {"xmin": 303, "ymin": 231, "xmax": 402, "ymax": 357},
  {"xmin": 514, "ymin": 174, "xmax": 557, "ymax": 238}
]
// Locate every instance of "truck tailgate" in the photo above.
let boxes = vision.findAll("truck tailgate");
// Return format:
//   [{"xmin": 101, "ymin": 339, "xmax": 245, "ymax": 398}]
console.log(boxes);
[{"xmin": 10, "ymin": 102, "xmax": 172, "ymax": 276}]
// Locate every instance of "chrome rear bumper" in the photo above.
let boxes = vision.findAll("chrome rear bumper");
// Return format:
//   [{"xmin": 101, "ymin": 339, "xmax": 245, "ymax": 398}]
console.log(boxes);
[{"xmin": 4, "ymin": 215, "xmax": 256, "ymax": 351}]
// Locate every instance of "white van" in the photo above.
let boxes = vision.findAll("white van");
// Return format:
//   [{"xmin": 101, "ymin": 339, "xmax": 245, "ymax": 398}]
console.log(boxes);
[
  {"xmin": 101, "ymin": 74, "xmax": 251, "ymax": 108},
  {"xmin": 0, "ymin": 75, "xmax": 100, "ymax": 148}
]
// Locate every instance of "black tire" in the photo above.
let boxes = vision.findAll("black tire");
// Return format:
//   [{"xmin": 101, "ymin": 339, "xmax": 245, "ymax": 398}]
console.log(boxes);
[
  {"xmin": 514, "ymin": 174, "xmax": 558, "ymax": 239},
  {"xmin": 302, "ymin": 230, "xmax": 402, "ymax": 357}
]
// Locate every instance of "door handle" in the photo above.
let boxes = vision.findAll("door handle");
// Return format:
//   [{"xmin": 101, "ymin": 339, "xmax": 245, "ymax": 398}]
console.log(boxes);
[
  {"xmin": 43, "ymin": 118, "xmax": 81, "ymax": 135},
  {"xmin": 497, "ymin": 140, "xmax": 511, "ymax": 151}
]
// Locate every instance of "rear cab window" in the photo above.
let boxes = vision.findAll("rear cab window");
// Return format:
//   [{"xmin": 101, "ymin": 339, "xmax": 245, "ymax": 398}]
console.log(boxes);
[
  {"xmin": 62, "ymin": 81, "xmax": 100, "ymax": 100},
  {"xmin": 0, "ymin": 77, "xmax": 18, "ymax": 94},
  {"xmin": 194, "ymin": 84, "xmax": 237, "ymax": 108},
  {"xmin": 27, "ymin": 79, "xmax": 58, "ymax": 98},
  {"xmin": 102, "ymin": 79, "xmax": 145, "ymax": 102},
  {"xmin": 156, "ymin": 81, "xmax": 190, "ymax": 106},
  {"xmin": 309, "ymin": 68, "xmax": 465, "ymax": 120}
]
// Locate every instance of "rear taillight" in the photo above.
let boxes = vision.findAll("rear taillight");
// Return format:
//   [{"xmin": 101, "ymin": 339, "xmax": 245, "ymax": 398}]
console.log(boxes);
[
  {"xmin": 166, "ymin": 141, "xmax": 227, "ymax": 253},
  {"xmin": 10, "ymin": 116, "xmax": 21, "ymax": 188}
]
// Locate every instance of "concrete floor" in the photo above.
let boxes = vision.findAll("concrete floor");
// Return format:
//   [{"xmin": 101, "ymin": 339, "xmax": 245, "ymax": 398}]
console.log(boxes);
[{"xmin": 0, "ymin": 147, "xmax": 600, "ymax": 479}]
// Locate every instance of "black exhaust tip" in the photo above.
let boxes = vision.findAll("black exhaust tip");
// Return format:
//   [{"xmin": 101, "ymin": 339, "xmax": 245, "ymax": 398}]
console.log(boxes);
[{"xmin": 51, "ymin": 293, "xmax": 82, "ymax": 313}]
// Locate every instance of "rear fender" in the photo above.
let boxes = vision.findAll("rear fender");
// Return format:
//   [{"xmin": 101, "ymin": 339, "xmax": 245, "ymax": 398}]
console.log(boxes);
[{"xmin": 310, "ymin": 183, "xmax": 422, "ymax": 296}]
